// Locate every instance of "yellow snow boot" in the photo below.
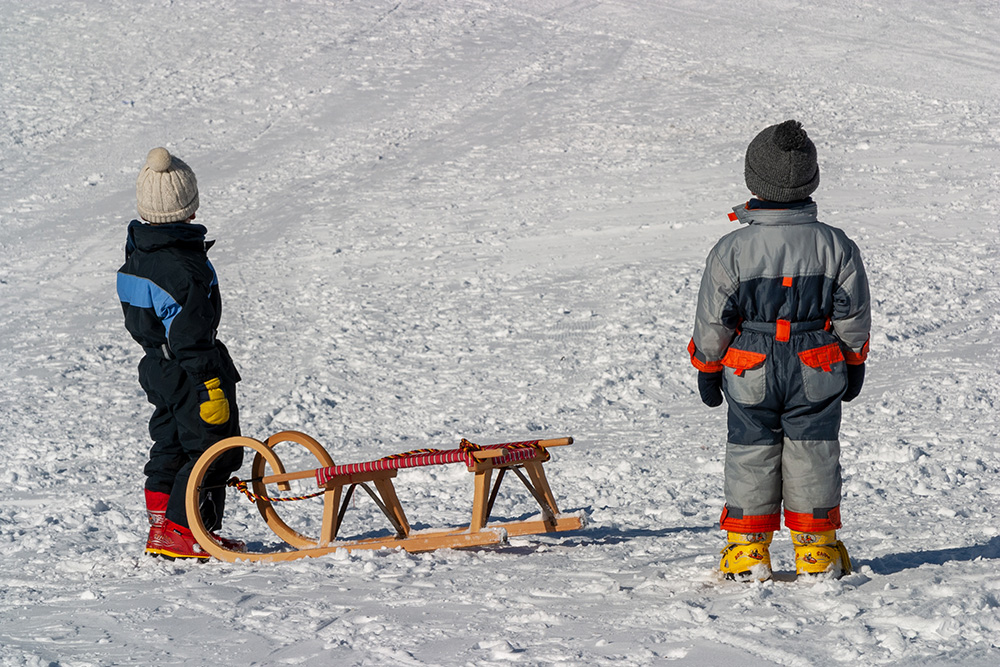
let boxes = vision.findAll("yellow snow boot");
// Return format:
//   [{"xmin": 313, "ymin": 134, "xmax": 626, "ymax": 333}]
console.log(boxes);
[
  {"xmin": 719, "ymin": 531, "xmax": 773, "ymax": 582},
  {"xmin": 791, "ymin": 530, "xmax": 852, "ymax": 578}
]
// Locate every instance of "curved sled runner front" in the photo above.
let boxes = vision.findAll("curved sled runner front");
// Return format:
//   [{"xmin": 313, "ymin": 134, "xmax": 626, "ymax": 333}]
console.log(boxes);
[{"xmin": 185, "ymin": 431, "xmax": 583, "ymax": 562}]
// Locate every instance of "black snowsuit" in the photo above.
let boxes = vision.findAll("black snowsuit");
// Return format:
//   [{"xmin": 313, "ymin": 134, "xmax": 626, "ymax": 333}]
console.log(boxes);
[{"xmin": 117, "ymin": 220, "xmax": 243, "ymax": 528}]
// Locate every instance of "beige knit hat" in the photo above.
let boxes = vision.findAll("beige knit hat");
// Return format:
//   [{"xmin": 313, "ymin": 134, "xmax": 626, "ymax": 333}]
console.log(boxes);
[{"xmin": 136, "ymin": 147, "xmax": 199, "ymax": 223}]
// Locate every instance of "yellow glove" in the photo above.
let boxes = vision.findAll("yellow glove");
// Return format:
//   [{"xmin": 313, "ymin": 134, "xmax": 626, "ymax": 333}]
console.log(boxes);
[{"xmin": 198, "ymin": 377, "xmax": 230, "ymax": 425}]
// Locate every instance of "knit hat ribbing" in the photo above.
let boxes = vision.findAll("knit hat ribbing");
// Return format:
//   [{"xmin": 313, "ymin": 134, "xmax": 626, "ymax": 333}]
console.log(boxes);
[
  {"xmin": 744, "ymin": 120, "xmax": 820, "ymax": 202},
  {"xmin": 136, "ymin": 147, "xmax": 199, "ymax": 223}
]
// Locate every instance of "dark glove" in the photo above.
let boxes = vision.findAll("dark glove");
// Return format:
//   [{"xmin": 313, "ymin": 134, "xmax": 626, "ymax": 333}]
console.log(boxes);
[
  {"xmin": 698, "ymin": 371, "xmax": 724, "ymax": 407},
  {"xmin": 842, "ymin": 363, "xmax": 865, "ymax": 402}
]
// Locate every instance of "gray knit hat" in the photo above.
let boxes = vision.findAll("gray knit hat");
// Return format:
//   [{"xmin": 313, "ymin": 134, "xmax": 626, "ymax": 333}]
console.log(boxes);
[
  {"xmin": 744, "ymin": 120, "xmax": 819, "ymax": 202},
  {"xmin": 136, "ymin": 147, "xmax": 199, "ymax": 223}
]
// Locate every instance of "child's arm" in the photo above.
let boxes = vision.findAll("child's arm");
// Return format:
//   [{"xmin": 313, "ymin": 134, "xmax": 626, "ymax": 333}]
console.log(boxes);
[
  {"xmin": 831, "ymin": 238, "xmax": 871, "ymax": 365},
  {"xmin": 689, "ymin": 245, "xmax": 740, "ymax": 372}
]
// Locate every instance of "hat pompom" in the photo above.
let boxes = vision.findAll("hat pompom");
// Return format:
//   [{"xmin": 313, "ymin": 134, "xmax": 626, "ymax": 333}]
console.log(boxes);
[
  {"xmin": 136, "ymin": 147, "xmax": 199, "ymax": 222},
  {"xmin": 772, "ymin": 120, "xmax": 809, "ymax": 151},
  {"xmin": 146, "ymin": 147, "xmax": 173, "ymax": 173},
  {"xmin": 744, "ymin": 120, "xmax": 819, "ymax": 202}
]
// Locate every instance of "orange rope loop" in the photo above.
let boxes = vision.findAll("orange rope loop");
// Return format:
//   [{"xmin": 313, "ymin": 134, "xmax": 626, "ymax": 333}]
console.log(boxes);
[
  {"xmin": 459, "ymin": 438, "xmax": 482, "ymax": 453},
  {"xmin": 227, "ymin": 477, "xmax": 325, "ymax": 503}
]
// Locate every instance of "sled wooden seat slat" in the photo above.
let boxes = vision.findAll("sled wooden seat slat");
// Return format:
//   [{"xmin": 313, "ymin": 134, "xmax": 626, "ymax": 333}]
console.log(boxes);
[{"xmin": 185, "ymin": 432, "xmax": 582, "ymax": 563}]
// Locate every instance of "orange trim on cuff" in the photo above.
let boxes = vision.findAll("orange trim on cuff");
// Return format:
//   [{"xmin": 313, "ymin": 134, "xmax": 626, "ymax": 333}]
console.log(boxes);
[
  {"xmin": 728, "ymin": 212, "xmax": 739, "ymax": 222},
  {"xmin": 784, "ymin": 506, "xmax": 842, "ymax": 532},
  {"xmin": 688, "ymin": 339, "xmax": 724, "ymax": 373},
  {"xmin": 843, "ymin": 338, "xmax": 870, "ymax": 365},
  {"xmin": 719, "ymin": 506, "xmax": 781, "ymax": 533}
]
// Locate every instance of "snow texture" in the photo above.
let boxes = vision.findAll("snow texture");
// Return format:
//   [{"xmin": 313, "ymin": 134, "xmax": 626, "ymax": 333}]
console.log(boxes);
[{"xmin": 2, "ymin": 0, "xmax": 1000, "ymax": 665}]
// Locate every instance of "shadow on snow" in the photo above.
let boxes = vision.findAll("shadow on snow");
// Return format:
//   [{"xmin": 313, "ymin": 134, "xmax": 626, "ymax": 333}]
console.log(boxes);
[{"xmin": 859, "ymin": 535, "xmax": 1000, "ymax": 575}]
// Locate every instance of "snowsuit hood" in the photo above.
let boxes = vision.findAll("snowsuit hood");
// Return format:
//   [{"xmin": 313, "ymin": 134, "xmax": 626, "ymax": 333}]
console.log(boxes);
[{"xmin": 125, "ymin": 219, "xmax": 215, "ymax": 257}]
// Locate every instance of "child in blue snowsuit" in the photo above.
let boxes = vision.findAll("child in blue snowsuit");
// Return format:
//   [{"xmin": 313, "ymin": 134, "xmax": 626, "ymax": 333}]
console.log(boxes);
[
  {"xmin": 117, "ymin": 147, "xmax": 244, "ymax": 559},
  {"xmin": 688, "ymin": 121, "xmax": 871, "ymax": 581}
]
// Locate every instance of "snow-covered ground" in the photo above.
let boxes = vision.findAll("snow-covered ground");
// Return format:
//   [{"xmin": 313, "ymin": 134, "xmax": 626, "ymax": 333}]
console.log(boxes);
[{"xmin": 3, "ymin": 0, "xmax": 1000, "ymax": 664}]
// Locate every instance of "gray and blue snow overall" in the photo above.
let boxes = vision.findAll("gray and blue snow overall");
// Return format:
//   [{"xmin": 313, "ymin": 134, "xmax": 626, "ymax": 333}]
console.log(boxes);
[{"xmin": 689, "ymin": 200, "xmax": 870, "ymax": 534}]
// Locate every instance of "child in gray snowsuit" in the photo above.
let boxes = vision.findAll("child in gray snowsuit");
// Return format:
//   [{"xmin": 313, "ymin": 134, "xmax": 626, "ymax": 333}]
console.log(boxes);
[{"xmin": 688, "ymin": 120, "xmax": 871, "ymax": 581}]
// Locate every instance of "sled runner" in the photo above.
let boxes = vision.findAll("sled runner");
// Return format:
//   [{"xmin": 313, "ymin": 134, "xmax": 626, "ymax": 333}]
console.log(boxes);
[{"xmin": 185, "ymin": 431, "xmax": 583, "ymax": 562}]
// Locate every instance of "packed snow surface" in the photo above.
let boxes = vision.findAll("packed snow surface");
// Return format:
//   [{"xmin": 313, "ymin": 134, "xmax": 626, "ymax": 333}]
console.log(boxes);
[{"xmin": 2, "ymin": 0, "xmax": 1000, "ymax": 665}]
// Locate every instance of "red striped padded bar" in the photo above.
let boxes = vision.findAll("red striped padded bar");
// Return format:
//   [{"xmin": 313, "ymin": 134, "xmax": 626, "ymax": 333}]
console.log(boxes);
[{"xmin": 314, "ymin": 445, "xmax": 541, "ymax": 486}]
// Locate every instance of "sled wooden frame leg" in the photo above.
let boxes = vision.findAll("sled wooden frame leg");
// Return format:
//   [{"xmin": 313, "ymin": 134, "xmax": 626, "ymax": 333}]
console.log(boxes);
[{"xmin": 185, "ymin": 432, "xmax": 583, "ymax": 563}]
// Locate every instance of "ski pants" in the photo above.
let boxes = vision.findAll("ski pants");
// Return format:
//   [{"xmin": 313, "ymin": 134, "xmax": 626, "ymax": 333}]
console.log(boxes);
[
  {"xmin": 718, "ymin": 321, "xmax": 847, "ymax": 534},
  {"xmin": 138, "ymin": 344, "xmax": 243, "ymax": 529}
]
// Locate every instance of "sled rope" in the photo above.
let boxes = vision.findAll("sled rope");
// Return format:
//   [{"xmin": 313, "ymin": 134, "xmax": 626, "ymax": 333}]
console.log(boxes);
[
  {"xmin": 381, "ymin": 447, "xmax": 444, "ymax": 459},
  {"xmin": 380, "ymin": 439, "xmax": 544, "ymax": 459},
  {"xmin": 348, "ymin": 439, "xmax": 487, "ymax": 463},
  {"xmin": 228, "ymin": 477, "xmax": 325, "ymax": 503}
]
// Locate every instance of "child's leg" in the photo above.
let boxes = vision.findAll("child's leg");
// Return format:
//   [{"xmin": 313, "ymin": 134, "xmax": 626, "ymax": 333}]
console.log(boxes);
[
  {"xmin": 780, "ymin": 437, "xmax": 842, "ymax": 532},
  {"xmin": 719, "ymin": 377, "xmax": 783, "ymax": 581},
  {"xmin": 721, "ymin": 361, "xmax": 784, "ymax": 533},
  {"xmin": 142, "ymin": 402, "xmax": 186, "ymax": 495},
  {"xmin": 166, "ymin": 372, "xmax": 243, "ymax": 529},
  {"xmin": 139, "ymin": 355, "xmax": 187, "ymax": 495},
  {"xmin": 138, "ymin": 369, "xmax": 185, "ymax": 556},
  {"xmin": 780, "ymin": 330, "xmax": 847, "ymax": 529},
  {"xmin": 721, "ymin": 441, "xmax": 783, "ymax": 532},
  {"xmin": 781, "ymin": 365, "xmax": 850, "ymax": 576}
]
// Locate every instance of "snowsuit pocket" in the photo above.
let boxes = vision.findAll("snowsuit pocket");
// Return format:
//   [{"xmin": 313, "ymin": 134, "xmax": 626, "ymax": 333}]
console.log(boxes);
[
  {"xmin": 798, "ymin": 343, "xmax": 847, "ymax": 402},
  {"xmin": 722, "ymin": 348, "xmax": 767, "ymax": 406}
]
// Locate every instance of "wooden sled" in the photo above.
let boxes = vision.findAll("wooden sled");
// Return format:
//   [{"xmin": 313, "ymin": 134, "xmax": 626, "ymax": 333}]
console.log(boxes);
[{"xmin": 185, "ymin": 431, "xmax": 583, "ymax": 562}]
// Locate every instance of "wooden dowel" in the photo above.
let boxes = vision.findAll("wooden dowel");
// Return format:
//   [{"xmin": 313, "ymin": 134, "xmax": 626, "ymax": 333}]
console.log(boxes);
[
  {"xmin": 471, "ymin": 449, "xmax": 510, "ymax": 460},
  {"xmin": 260, "ymin": 469, "xmax": 316, "ymax": 485},
  {"xmin": 471, "ymin": 437, "xmax": 573, "ymax": 459}
]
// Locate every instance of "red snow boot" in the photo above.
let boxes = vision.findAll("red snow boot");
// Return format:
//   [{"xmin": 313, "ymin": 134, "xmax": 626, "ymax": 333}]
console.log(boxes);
[
  {"xmin": 147, "ymin": 518, "xmax": 211, "ymax": 561},
  {"xmin": 144, "ymin": 489, "xmax": 169, "ymax": 527},
  {"xmin": 144, "ymin": 489, "xmax": 171, "ymax": 557}
]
